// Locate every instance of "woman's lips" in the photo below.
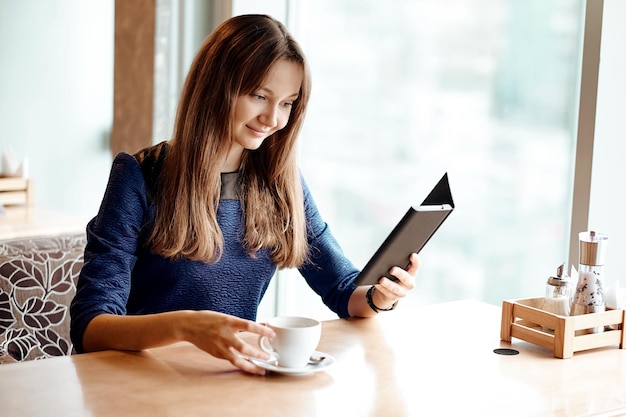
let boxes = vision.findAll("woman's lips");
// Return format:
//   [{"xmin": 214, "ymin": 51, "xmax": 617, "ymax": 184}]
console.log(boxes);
[{"xmin": 247, "ymin": 125, "xmax": 271, "ymax": 137}]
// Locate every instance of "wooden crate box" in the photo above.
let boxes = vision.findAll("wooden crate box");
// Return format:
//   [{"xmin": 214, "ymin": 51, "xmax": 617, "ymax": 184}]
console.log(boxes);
[{"xmin": 501, "ymin": 297, "xmax": 625, "ymax": 358}]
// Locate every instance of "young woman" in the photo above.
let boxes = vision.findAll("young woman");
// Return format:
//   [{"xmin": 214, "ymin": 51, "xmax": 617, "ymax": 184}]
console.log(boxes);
[{"xmin": 70, "ymin": 14, "xmax": 419, "ymax": 375}]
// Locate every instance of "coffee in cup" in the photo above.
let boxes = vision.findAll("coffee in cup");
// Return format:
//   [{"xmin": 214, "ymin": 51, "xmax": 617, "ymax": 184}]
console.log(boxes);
[{"xmin": 259, "ymin": 316, "xmax": 321, "ymax": 368}]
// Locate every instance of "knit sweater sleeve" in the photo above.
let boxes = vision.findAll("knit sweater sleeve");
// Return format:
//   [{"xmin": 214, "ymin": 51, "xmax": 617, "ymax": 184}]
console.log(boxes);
[
  {"xmin": 70, "ymin": 152, "xmax": 149, "ymax": 353},
  {"xmin": 298, "ymin": 178, "xmax": 359, "ymax": 318}
]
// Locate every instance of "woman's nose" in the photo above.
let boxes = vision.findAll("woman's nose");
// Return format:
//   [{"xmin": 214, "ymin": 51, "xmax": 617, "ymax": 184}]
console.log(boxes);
[{"xmin": 258, "ymin": 105, "xmax": 279, "ymax": 128}]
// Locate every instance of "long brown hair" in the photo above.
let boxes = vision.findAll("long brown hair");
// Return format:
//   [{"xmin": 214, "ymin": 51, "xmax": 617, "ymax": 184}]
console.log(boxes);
[{"xmin": 148, "ymin": 14, "xmax": 311, "ymax": 268}]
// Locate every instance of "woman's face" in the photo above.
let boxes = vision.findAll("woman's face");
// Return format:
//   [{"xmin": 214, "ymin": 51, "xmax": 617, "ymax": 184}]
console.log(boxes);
[{"xmin": 226, "ymin": 60, "xmax": 303, "ymax": 169}]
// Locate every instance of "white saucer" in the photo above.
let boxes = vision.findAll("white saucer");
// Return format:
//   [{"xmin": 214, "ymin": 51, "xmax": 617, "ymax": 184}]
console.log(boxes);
[{"xmin": 249, "ymin": 351, "xmax": 334, "ymax": 375}]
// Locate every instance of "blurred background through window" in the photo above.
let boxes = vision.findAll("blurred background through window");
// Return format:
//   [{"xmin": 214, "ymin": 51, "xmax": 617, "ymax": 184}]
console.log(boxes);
[{"xmin": 290, "ymin": 0, "xmax": 584, "ymax": 317}]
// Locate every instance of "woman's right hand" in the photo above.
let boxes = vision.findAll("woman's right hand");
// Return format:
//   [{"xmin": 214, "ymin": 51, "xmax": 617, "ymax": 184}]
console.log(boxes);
[
  {"xmin": 180, "ymin": 310, "xmax": 276, "ymax": 375},
  {"xmin": 82, "ymin": 310, "xmax": 276, "ymax": 376}
]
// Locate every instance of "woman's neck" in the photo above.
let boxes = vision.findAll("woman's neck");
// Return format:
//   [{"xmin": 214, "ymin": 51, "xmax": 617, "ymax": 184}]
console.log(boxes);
[{"xmin": 222, "ymin": 146, "xmax": 243, "ymax": 173}]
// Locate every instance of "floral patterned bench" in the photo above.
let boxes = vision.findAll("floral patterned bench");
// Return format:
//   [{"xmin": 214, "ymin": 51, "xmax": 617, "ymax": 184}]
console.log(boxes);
[{"xmin": 0, "ymin": 234, "xmax": 86, "ymax": 363}]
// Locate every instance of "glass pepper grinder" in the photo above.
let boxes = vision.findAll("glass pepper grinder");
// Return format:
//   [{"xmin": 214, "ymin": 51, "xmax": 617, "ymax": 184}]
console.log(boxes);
[
  {"xmin": 541, "ymin": 263, "xmax": 571, "ymax": 317},
  {"xmin": 571, "ymin": 231, "xmax": 608, "ymax": 334}
]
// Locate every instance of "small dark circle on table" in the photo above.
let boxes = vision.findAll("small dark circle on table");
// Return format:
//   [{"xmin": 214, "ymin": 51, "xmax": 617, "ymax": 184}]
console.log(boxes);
[{"xmin": 493, "ymin": 348, "xmax": 519, "ymax": 356}]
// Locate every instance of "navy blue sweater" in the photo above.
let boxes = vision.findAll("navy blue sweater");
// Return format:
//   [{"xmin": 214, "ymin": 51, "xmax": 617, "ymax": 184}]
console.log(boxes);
[{"xmin": 70, "ymin": 150, "xmax": 359, "ymax": 353}]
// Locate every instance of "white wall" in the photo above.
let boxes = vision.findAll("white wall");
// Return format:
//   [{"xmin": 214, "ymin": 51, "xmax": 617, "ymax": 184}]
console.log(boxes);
[
  {"xmin": 0, "ymin": 0, "xmax": 114, "ymax": 218},
  {"xmin": 587, "ymin": 0, "xmax": 626, "ymax": 286}
]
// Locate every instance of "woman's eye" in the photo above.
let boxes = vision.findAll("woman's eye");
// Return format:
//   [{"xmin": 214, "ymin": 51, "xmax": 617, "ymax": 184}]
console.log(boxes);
[
  {"xmin": 282, "ymin": 102, "xmax": 294, "ymax": 109},
  {"xmin": 252, "ymin": 94, "xmax": 265, "ymax": 101}
]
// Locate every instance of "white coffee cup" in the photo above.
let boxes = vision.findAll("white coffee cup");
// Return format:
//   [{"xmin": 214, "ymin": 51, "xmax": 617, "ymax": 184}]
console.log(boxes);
[{"xmin": 259, "ymin": 316, "xmax": 321, "ymax": 368}]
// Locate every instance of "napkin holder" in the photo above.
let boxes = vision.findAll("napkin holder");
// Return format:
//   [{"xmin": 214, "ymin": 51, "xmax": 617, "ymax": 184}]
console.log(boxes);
[
  {"xmin": 0, "ymin": 177, "xmax": 34, "ymax": 207},
  {"xmin": 500, "ymin": 297, "xmax": 625, "ymax": 358}
]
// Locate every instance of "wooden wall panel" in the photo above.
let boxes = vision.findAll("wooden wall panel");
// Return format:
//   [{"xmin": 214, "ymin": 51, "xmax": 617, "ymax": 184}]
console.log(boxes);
[{"xmin": 111, "ymin": 0, "xmax": 155, "ymax": 156}]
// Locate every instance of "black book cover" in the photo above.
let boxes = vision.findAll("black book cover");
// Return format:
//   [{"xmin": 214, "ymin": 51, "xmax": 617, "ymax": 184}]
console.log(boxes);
[{"xmin": 354, "ymin": 173, "xmax": 454, "ymax": 286}]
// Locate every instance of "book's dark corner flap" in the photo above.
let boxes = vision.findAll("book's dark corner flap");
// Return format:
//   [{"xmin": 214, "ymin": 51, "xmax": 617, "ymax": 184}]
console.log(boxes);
[{"xmin": 421, "ymin": 172, "xmax": 455, "ymax": 208}]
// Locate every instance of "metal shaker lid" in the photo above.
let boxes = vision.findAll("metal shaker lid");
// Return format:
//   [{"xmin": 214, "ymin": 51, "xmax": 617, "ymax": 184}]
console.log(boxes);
[
  {"xmin": 547, "ymin": 263, "xmax": 569, "ymax": 287},
  {"xmin": 578, "ymin": 231, "xmax": 608, "ymax": 266}
]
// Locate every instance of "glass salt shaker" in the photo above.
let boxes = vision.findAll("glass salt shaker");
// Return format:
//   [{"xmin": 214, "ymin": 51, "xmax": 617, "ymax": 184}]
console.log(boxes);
[{"xmin": 541, "ymin": 263, "xmax": 571, "ymax": 317}]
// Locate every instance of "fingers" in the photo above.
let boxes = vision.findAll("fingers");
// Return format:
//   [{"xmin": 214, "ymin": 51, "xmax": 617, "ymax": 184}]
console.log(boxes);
[
  {"xmin": 190, "ymin": 313, "xmax": 276, "ymax": 375},
  {"xmin": 376, "ymin": 253, "xmax": 420, "ymax": 301},
  {"xmin": 206, "ymin": 331, "xmax": 270, "ymax": 376},
  {"xmin": 232, "ymin": 331, "xmax": 273, "ymax": 361},
  {"xmin": 376, "ymin": 278, "xmax": 408, "ymax": 300},
  {"xmin": 241, "ymin": 319, "xmax": 276, "ymax": 339},
  {"xmin": 229, "ymin": 347, "xmax": 268, "ymax": 376},
  {"xmin": 385, "ymin": 253, "xmax": 419, "ymax": 288},
  {"xmin": 225, "ymin": 330, "xmax": 279, "ymax": 376},
  {"xmin": 234, "ymin": 319, "xmax": 277, "ymax": 360},
  {"xmin": 407, "ymin": 253, "xmax": 421, "ymax": 274}
]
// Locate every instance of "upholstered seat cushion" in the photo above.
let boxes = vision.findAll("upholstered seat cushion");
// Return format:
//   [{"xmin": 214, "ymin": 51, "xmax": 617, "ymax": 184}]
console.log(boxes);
[{"xmin": 0, "ymin": 234, "xmax": 86, "ymax": 363}]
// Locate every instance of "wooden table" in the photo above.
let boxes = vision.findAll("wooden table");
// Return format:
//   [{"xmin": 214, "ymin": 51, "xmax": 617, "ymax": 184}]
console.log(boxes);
[{"xmin": 1, "ymin": 300, "xmax": 625, "ymax": 417}]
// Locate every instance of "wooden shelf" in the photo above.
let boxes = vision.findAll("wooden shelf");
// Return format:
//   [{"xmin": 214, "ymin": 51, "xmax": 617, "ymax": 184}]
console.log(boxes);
[{"xmin": 0, "ymin": 177, "xmax": 34, "ymax": 206}]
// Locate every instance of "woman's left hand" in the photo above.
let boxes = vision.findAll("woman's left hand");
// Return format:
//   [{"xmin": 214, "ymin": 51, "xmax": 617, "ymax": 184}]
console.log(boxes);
[{"xmin": 373, "ymin": 252, "xmax": 420, "ymax": 309}]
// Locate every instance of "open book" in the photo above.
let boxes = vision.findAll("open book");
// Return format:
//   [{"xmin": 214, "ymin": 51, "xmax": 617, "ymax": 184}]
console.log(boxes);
[{"xmin": 354, "ymin": 173, "xmax": 455, "ymax": 286}]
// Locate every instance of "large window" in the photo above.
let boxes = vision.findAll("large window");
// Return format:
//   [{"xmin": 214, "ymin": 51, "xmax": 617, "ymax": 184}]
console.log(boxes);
[{"xmin": 286, "ymin": 0, "xmax": 585, "ymax": 315}]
